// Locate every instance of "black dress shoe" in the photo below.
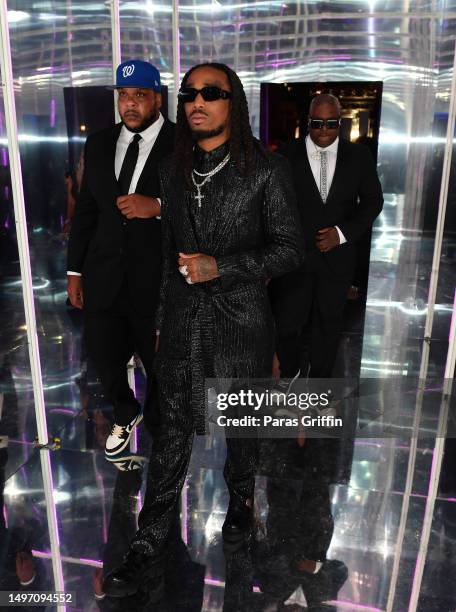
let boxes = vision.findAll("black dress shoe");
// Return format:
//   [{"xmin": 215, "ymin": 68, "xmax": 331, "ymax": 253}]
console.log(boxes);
[
  {"xmin": 300, "ymin": 560, "xmax": 348, "ymax": 607},
  {"xmin": 222, "ymin": 497, "xmax": 253, "ymax": 553},
  {"xmin": 103, "ymin": 551, "xmax": 164, "ymax": 600}
]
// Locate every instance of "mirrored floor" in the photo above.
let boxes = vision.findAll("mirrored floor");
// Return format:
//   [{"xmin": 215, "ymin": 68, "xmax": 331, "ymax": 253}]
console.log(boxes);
[
  {"xmin": 1, "ymin": 195, "xmax": 456, "ymax": 611},
  {"xmin": 2, "ymin": 420, "xmax": 455, "ymax": 611}
]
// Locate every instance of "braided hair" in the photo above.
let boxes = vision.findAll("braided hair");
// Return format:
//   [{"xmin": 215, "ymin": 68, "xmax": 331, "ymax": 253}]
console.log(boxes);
[{"xmin": 173, "ymin": 62, "xmax": 265, "ymax": 188}]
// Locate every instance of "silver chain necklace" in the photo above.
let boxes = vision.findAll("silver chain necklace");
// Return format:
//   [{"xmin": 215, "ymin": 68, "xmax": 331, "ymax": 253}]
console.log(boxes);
[{"xmin": 191, "ymin": 153, "xmax": 231, "ymax": 208}]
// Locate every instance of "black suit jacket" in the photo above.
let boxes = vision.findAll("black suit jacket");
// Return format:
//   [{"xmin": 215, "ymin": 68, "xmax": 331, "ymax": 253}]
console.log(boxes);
[
  {"xmin": 67, "ymin": 119, "xmax": 175, "ymax": 315},
  {"xmin": 156, "ymin": 147, "xmax": 304, "ymax": 432},
  {"xmin": 279, "ymin": 137, "xmax": 383, "ymax": 275}
]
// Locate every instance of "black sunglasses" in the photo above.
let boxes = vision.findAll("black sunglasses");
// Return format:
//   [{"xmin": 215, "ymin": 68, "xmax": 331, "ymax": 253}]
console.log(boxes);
[
  {"xmin": 308, "ymin": 118, "xmax": 341, "ymax": 130},
  {"xmin": 178, "ymin": 86, "xmax": 232, "ymax": 103}
]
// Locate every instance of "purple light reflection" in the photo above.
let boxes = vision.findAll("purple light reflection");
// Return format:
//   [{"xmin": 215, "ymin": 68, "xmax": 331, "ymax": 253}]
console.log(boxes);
[
  {"xmin": 50, "ymin": 99, "xmax": 56, "ymax": 128},
  {"xmin": 32, "ymin": 550, "xmax": 102, "ymax": 568},
  {"xmin": 256, "ymin": 58, "xmax": 297, "ymax": 69},
  {"xmin": 328, "ymin": 601, "xmax": 383, "ymax": 612},
  {"xmin": 78, "ymin": 557, "xmax": 103, "ymax": 567}
]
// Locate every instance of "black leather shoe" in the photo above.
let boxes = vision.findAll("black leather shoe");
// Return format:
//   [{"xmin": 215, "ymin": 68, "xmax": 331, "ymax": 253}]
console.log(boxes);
[
  {"xmin": 300, "ymin": 560, "xmax": 348, "ymax": 607},
  {"xmin": 103, "ymin": 551, "xmax": 164, "ymax": 600},
  {"xmin": 222, "ymin": 496, "xmax": 253, "ymax": 553}
]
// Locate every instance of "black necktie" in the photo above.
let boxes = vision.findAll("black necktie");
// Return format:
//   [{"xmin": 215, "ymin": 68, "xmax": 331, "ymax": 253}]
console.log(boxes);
[{"xmin": 118, "ymin": 133, "xmax": 142, "ymax": 194}]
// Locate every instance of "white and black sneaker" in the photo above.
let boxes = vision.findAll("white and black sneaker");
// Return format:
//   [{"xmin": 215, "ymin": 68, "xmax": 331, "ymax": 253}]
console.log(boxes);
[{"xmin": 105, "ymin": 413, "xmax": 143, "ymax": 459}]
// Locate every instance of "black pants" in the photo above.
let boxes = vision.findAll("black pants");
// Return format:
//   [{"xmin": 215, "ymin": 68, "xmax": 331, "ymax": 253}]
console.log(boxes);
[
  {"xmin": 271, "ymin": 254, "xmax": 353, "ymax": 378},
  {"xmin": 103, "ymin": 469, "xmax": 143, "ymax": 576},
  {"xmin": 84, "ymin": 291, "xmax": 157, "ymax": 430},
  {"xmin": 266, "ymin": 478, "xmax": 334, "ymax": 563},
  {"xmin": 130, "ymin": 362, "xmax": 258, "ymax": 560}
]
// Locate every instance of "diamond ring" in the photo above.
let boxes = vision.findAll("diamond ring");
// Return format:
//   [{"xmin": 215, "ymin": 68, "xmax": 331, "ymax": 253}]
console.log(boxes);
[{"xmin": 179, "ymin": 265, "xmax": 189, "ymax": 277}]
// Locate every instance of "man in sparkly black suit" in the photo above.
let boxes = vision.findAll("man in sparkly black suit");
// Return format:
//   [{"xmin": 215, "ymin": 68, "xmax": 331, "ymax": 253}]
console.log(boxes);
[{"xmin": 103, "ymin": 62, "xmax": 304, "ymax": 602}]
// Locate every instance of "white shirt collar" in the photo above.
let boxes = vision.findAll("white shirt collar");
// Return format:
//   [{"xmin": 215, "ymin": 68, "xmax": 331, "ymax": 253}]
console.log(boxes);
[
  {"xmin": 306, "ymin": 134, "xmax": 339, "ymax": 154},
  {"xmin": 120, "ymin": 112, "xmax": 164, "ymax": 144}
]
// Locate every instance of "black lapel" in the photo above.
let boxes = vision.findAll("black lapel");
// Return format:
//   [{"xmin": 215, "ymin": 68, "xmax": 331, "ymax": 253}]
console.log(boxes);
[
  {"xmin": 102, "ymin": 123, "xmax": 122, "ymax": 197},
  {"xmin": 171, "ymin": 190, "xmax": 200, "ymax": 253},
  {"xmin": 166, "ymin": 169, "xmax": 200, "ymax": 254},
  {"xmin": 325, "ymin": 138, "xmax": 348, "ymax": 204},
  {"xmin": 289, "ymin": 138, "xmax": 322, "ymax": 204},
  {"xmin": 207, "ymin": 162, "xmax": 246, "ymax": 255},
  {"xmin": 301, "ymin": 141, "xmax": 325, "ymax": 204},
  {"xmin": 135, "ymin": 120, "xmax": 173, "ymax": 194}
]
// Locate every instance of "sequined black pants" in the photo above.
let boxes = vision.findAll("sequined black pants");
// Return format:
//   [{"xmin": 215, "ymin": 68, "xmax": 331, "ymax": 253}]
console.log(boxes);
[{"xmin": 130, "ymin": 361, "xmax": 258, "ymax": 560}]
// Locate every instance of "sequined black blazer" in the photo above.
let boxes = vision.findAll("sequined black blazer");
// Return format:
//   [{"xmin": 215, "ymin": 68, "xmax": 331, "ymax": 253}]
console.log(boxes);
[{"xmin": 155, "ymin": 145, "xmax": 305, "ymax": 362}]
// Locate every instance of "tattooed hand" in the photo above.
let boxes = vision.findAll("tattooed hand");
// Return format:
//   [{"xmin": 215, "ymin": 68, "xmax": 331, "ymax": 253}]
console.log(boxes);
[{"xmin": 178, "ymin": 252, "xmax": 220, "ymax": 283}]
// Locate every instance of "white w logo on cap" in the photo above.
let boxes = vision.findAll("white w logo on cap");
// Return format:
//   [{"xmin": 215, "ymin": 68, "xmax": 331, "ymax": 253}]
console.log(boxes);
[{"xmin": 122, "ymin": 64, "xmax": 135, "ymax": 78}]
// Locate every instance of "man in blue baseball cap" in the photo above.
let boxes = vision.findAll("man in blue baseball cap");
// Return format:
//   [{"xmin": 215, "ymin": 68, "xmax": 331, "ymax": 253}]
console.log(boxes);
[
  {"xmin": 113, "ymin": 59, "xmax": 161, "ymax": 92},
  {"xmin": 111, "ymin": 60, "xmax": 162, "ymax": 132},
  {"xmin": 67, "ymin": 60, "xmax": 175, "ymax": 463}
]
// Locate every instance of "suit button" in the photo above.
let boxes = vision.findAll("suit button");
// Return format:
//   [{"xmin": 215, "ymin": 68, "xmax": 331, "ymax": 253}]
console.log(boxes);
[
  {"xmin": 119, "ymin": 248, "xmax": 123, "ymax": 254},
  {"xmin": 122, "ymin": 221, "xmax": 127, "ymax": 226}
]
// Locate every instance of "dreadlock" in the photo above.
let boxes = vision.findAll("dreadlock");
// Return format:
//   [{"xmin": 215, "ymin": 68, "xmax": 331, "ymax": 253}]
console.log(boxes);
[{"xmin": 173, "ymin": 62, "xmax": 265, "ymax": 188}]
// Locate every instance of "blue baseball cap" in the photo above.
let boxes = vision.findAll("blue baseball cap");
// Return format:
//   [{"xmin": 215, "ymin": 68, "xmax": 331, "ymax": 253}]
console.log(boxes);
[{"xmin": 110, "ymin": 60, "xmax": 161, "ymax": 92}]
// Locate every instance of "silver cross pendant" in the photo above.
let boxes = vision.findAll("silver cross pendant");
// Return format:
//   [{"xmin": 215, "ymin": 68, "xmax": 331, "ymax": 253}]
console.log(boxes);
[{"xmin": 194, "ymin": 188, "xmax": 204, "ymax": 208}]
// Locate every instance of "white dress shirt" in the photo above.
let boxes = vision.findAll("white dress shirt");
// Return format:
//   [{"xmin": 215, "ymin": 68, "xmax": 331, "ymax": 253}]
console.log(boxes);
[
  {"xmin": 305, "ymin": 135, "xmax": 346, "ymax": 245},
  {"xmin": 67, "ymin": 113, "xmax": 164, "ymax": 277},
  {"xmin": 114, "ymin": 113, "xmax": 164, "ymax": 192}
]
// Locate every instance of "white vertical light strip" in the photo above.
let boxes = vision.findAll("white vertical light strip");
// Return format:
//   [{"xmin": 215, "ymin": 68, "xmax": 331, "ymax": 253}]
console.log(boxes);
[
  {"xmin": 445, "ymin": 288, "xmax": 456, "ymax": 380},
  {"xmin": 181, "ymin": 480, "xmax": 188, "ymax": 544},
  {"xmin": 368, "ymin": 1, "xmax": 376, "ymax": 59},
  {"xmin": 0, "ymin": 1, "xmax": 65, "ymax": 607},
  {"xmin": 385, "ymin": 387, "xmax": 423, "ymax": 612},
  {"xmin": 392, "ymin": 25, "xmax": 455, "ymax": 612},
  {"xmin": 172, "ymin": 0, "xmax": 180, "ymax": 121},
  {"xmin": 407, "ymin": 289, "xmax": 456, "ymax": 612},
  {"xmin": 420, "ymin": 40, "xmax": 456, "ymax": 379},
  {"xmin": 128, "ymin": 358, "xmax": 137, "ymax": 454},
  {"xmin": 110, "ymin": 0, "xmax": 121, "ymax": 123}
]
